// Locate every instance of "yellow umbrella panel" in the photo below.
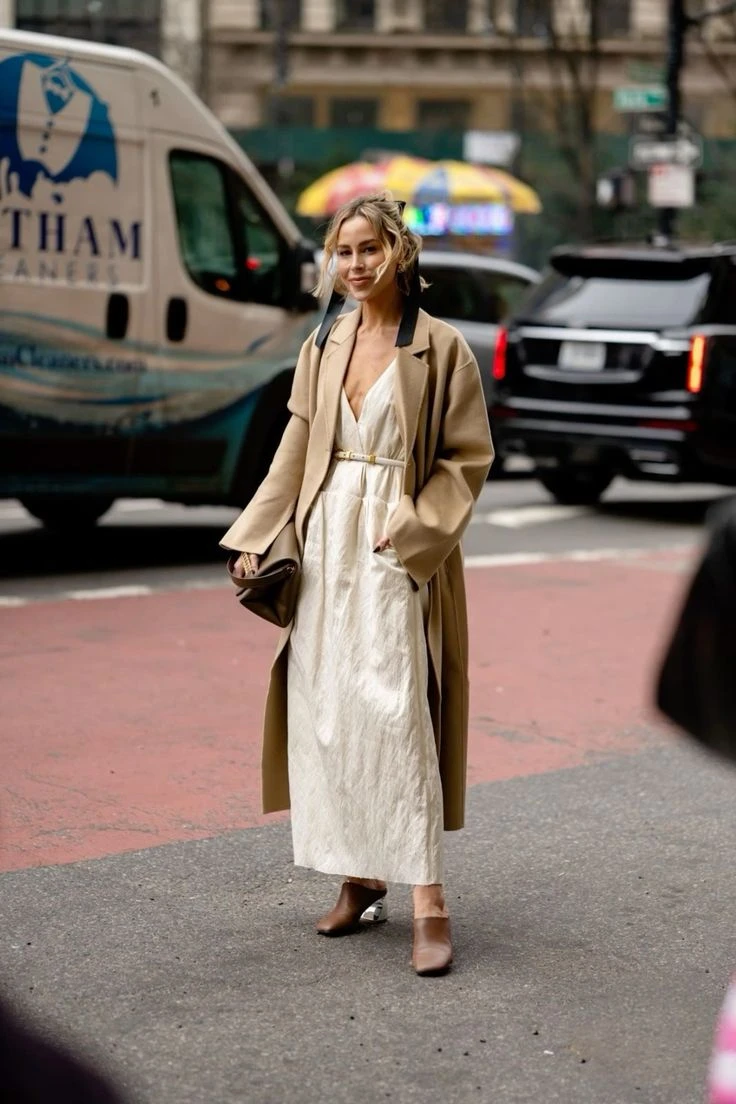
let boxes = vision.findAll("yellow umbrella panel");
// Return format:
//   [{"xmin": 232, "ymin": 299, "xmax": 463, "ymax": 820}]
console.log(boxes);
[{"xmin": 296, "ymin": 156, "xmax": 541, "ymax": 217}]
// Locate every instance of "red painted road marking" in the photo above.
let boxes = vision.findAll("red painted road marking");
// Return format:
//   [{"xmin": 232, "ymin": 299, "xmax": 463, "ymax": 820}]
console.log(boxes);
[{"xmin": 0, "ymin": 549, "xmax": 694, "ymax": 872}]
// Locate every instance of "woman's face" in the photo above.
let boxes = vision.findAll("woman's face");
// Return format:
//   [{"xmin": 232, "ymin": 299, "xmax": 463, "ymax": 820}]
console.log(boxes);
[{"xmin": 335, "ymin": 215, "xmax": 398, "ymax": 303}]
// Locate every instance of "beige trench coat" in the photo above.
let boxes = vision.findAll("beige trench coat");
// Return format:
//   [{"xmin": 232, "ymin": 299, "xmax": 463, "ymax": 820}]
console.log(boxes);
[{"xmin": 221, "ymin": 307, "xmax": 494, "ymax": 831}]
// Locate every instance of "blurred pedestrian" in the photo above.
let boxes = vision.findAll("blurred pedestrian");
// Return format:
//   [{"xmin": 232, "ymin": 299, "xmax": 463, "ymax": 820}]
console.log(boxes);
[
  {"xmin": 0, "ymin": 992, "xmax": 125, "ymax": 1103},
  {"xmin": 222, "ymin": 192, "xmax": 493, "ymax": 976},
  {"xmin": 656, "ymin": 496, "xmax": 736, "ymax": 1102}
]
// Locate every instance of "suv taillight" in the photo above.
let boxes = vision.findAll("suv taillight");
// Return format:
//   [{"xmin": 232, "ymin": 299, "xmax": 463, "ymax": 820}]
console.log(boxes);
[
  {"xmin": 687, "ymin": 334, "xmax": 707, "ymax": 394},
  {"xmin": 492, "ymin": 327, "xmax": 508, "ymax": 381}
]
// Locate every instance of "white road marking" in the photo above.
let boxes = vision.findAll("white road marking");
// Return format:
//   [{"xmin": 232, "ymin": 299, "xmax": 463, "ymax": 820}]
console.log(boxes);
[
  {"xmin": 464, "ymin": 544, "xmax": 694, "ymax": 569},
  {"xmin": 0, "ymin": 500, "xmax": 166, "ymax": 523},
  {"xmin": 478, "ymin": 505, "xmax": 590, "ymax": 528},
  {"xmin": 0, "ymin": 544, "xmax": 697, "ymax": 608},
  {"xmin": 502, "ymin": 456, "xmax": 536, "ymax": 473},
  {"xmin": 65, "ymin": 585, "xmax": 153, "ymax": 600},
  {"xmin": 0, "ymin": 503, "xmax": 28, "ymax": 520},
  {"xmin": 111, "ymin": 500, "xmax": 169, "ymax": 514}
]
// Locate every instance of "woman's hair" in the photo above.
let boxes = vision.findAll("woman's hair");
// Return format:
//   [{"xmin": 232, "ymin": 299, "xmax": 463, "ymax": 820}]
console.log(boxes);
[{"xmin": 315, "ymin": 191, "xmax": 424, "ymax": 299}]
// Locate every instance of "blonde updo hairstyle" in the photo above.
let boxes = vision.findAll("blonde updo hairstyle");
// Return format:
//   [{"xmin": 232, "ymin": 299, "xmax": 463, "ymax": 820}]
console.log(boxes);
[{"xmin": 315, "ymin": 191, "xmax": 425, "ymax": 299}]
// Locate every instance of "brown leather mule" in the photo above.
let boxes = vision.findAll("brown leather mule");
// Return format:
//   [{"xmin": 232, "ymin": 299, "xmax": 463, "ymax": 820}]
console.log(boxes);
[
  {"xmin": 316, "ymin": 882, "xmax": 388, "ymax": 936},
  {"xmin": 412, "ymin": 916, "xmax": 453, "ymax": 976}
]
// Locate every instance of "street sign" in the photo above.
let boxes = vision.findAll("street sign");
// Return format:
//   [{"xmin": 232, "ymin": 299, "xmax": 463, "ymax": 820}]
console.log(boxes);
[
  {"xmin": 629, "ymin": 133, "xmax": 703, "ymax": 170},
  {"xmin": 648, "ymin": 164, "xmax": 695, "ymax": 208},
  {"xmin": 614, "ymin": 85, "xmax": 668, "ymax": 113},
  {"xmin": 636, "ymin": 112, "xmax": 668, "ymax": 135},
  {"xmin": 463, "ymin": 131, "xmax": 520, "ymax": 168}
]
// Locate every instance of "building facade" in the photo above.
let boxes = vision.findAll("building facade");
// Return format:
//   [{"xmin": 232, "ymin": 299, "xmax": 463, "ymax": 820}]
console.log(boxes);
[
  {"xmin": 208, "ymin": 0, "xmax": 736, "ymax": 138},
  {"xmin": 1, "ymin": 1, "xmax": 734, "ymax": 138},
  {"xmin": 1, "ymin": 0, "xmax": 205, "ymax": 93}
]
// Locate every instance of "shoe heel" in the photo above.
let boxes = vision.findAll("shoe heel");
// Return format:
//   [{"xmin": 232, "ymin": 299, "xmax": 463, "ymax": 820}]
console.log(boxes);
[{"xmin": 361, "ymin": 899, "xmax": 388, "ymax": 924}]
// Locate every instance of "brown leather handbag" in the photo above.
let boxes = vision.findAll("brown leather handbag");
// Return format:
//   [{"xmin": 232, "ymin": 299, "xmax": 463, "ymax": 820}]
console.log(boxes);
[{"xmin": 226, "ymin": 520, "xmax": 300, "ymax": 628}]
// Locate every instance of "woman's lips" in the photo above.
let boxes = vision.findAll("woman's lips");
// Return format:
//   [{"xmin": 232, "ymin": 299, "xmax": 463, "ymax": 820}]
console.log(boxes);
[{"xmin": 350, "ymin": 277, "xmax": 371, "ymax": 287}]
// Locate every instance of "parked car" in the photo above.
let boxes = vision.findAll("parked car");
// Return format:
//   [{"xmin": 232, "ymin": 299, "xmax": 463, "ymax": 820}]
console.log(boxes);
[
  {"xmin": 490, "ymin": 242, "xmax": 736, "ymax": 504},
  {"xmin": 418, "ymin": 250, "xmax": 540, "ymax": 409}
]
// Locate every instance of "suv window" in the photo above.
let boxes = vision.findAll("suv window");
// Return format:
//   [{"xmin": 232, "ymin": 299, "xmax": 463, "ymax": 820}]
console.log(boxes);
[
  {"xmin": 704, "ymin": 258, "xmax": 736, "ymax": 324},
  {"xmin": 420, "ymin": 265, "xmax": 531, "ymax": 324},
  {"xmin": 523, "ymin": 268, "xmax": 710, "ymax": 329}
]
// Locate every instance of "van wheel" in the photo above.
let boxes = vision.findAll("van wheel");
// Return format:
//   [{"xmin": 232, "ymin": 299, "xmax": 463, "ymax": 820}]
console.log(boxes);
[
  {"xmin": 538, "ymin": 467, "xmax": 613, "ymax": 506},
  {"xmin": 229, "ymin": 370, "xmax": 293, "ymax": 505},
  {"xmin": 20, "ymin": 495, "xmax": 115, "ymax": 530}
]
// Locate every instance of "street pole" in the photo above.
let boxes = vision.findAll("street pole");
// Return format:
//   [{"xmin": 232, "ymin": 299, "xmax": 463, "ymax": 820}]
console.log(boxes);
[
  {"xmin": 658, "ymin": 0, "xmax": 687, "ymax": 241},
  {"xmin": 273, "ymin": 0, "xmax": 289, "ymax": 88},
  {"xmin": 198, "ymin": 0, "xmax": 210, "ymax": 104}
]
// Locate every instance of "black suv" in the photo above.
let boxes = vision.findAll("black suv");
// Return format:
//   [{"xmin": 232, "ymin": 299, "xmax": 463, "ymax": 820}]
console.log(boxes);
[{"xmin": 490, "ymin": 243, "xmax": 736, "ymax": 503}]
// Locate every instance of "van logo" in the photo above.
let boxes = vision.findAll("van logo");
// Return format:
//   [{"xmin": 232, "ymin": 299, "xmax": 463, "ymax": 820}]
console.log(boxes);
[
  {"xmin": 0, "ymin": 51, "xmax": 141, "ymax": 288},
  {"xmin": 0, "ymin": 52, "xmax": 117, "ymax": 196}
]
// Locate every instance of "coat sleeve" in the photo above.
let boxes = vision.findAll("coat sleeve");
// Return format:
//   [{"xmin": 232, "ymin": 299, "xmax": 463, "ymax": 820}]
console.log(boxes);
[
  {"xmin": 219, "ymin": 331, "xmax": 315, "ymax": 555},
  {"xmin": 387, "ymin": 356, "xmax": 494, "ymax": 588}
]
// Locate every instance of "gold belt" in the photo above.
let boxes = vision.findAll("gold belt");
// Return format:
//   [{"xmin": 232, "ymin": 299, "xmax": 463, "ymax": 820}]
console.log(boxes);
[{"xmin": 333, "ymin": 449, "xmax": 404, "ymax": 469}]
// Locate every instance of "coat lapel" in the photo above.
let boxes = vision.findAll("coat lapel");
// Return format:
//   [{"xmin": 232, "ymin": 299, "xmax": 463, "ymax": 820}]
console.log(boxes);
[
  {"xmin": 394, "ymin": 309, "xmax": 430, "ymax": 466},
  {"xmin": 319, "ymin": 308, "xmax": 360, "ymax": 452},
  {"xmin": 294, "ymin": 309, "xmax": 360, "ymax": 548}
]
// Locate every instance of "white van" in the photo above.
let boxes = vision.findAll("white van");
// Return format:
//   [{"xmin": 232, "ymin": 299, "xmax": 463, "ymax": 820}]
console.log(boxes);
[{"xmin": 0, "ymin": 29, "xmax": 318, "ymax": 529}]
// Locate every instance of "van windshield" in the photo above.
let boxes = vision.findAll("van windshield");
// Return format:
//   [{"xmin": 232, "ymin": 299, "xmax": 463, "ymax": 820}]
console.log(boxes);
[{"xmin": 521, "ymin": 270, "xmax": 710, "ymax": 330}]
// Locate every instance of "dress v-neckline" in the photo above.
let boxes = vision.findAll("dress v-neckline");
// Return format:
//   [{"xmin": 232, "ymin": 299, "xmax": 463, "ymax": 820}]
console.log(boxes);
[{"xmin": 343, "ymin": 358, "xmax": 396, "ymax": 424}]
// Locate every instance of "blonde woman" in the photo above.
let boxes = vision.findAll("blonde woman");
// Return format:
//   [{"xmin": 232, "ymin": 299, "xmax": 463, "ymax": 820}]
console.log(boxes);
[{"xmin": 222, "ymin": 193, "xmax": 493, "ymax": 976}]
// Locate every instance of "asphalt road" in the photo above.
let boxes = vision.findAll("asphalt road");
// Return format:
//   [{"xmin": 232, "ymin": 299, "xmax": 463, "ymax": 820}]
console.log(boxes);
[
  {"xmin": 0, "ymin": 474, "xmax": 731, "ymax": 603},
  {"xmin": 2, "ymin": 475, "xmax": 736, "ymax": 1104}
]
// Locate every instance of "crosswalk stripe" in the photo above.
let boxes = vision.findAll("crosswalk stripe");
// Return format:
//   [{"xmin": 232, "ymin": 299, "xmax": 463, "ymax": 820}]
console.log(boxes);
[
  {"xmin": 479, "ymin": 505, "xmax": 590, "ymax": 528},
  {"xmin": 464, "ymin": 544, "xmax": 694, "ymax": 568}
]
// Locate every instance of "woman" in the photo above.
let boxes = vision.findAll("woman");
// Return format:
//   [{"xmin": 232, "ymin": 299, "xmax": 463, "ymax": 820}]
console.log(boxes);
[{"xmin": 222, "ymin": 193, "xmax": 493, "ymax": 976}]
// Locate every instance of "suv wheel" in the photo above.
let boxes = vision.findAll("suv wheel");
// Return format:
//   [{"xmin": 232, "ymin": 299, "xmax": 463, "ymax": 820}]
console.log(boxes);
[{"xmin": 538, "ymin": 467, "xmax": 613, "ymax": 506}]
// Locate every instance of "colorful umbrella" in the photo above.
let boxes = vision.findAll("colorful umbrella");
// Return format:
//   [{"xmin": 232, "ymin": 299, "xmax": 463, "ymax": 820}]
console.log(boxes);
[{"xmin": 296, "ymin": 155, "xmax": 542, "ymax": 217}]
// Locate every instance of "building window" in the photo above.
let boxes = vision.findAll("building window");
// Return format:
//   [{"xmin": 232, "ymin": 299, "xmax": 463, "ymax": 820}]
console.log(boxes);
[
  {"xmin": 15, "ymin": 0, "xmax": 162, "ymax": 55},
  {"xmin": 259, "ymin": 0, "xmax": 302, "ymax": 30},
  {"xmin": 265, "ymin": 95, "xmax": 316, "ymax": 126},
  {"xmin": 598, "ymin": 0, "xmax": 631, "ymax": 37},
  {"xmin": 330, "ymin": 98, "xmax": 378, "ymax": 127},
  {"xmin": 515, "ymin": 0, "xmax": 550, "ymax": 37},
  {"xmin": 424, "ymin": 0, "xmax": 469, "ymax": 33},
  {"xmin": 417, "ymin": 99, "xmax": 471, "ymax": 131},
  {"xmin": 335, "ymin": 0, "xmax": 376, "ymax": 31}
]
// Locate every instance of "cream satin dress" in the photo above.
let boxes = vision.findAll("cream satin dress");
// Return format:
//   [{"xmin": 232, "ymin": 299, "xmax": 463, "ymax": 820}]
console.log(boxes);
[{"xmin": 286, "ymin": 360, "xmax": 444, "ymax": 885}]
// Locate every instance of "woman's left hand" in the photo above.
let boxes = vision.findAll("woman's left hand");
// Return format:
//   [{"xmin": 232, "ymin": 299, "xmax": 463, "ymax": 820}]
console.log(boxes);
[{"xmin": 373, "ymin": 536, "xmax": 392, "ymax": 553}]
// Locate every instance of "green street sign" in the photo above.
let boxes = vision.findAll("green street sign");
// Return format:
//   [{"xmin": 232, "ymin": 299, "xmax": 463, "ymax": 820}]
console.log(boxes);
[{"xmin": 614, "ymin": 85, "xmax": 669, "ymax": 113}]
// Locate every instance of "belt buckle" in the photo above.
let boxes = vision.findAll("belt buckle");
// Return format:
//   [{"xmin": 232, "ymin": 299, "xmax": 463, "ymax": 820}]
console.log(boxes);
[{"xmin": 366, "ymin": 453, "xmax": 376, "ymax": 464}]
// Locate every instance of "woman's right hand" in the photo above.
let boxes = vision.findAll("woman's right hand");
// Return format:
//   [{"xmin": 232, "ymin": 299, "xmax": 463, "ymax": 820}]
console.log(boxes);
[{"xmin": 232, "ymin": 551, "xmax": 261, "ymax": 578}]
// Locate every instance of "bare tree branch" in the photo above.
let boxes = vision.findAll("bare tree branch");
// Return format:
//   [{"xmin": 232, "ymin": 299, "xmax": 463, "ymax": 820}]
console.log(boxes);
[{"xmin": 697, "ymin": 29, "xmax": 736, "ymax": 102}]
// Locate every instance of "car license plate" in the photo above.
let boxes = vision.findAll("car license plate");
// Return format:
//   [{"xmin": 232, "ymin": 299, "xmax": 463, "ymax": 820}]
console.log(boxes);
[{"xmin": 558, "ymin": 341, "xmax": 606, "ymax": 372}]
